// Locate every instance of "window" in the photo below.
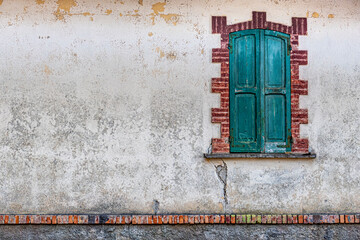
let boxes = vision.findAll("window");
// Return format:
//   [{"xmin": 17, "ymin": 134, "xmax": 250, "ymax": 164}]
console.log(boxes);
[{"xmin": 229, "ymin": 29, "xmax": 291, "ymax": 153}]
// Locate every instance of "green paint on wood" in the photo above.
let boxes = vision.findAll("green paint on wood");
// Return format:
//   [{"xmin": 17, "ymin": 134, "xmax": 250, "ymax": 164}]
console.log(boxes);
[{"xmin": 229, "ymin": 29, "xmax": 291, "ymax": 153}]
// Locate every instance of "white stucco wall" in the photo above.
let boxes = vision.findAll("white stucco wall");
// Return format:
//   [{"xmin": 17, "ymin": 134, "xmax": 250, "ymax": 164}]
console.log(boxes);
[{"xmin": 0, "ymin": 0, "xmax": 359, "ymax": 214}]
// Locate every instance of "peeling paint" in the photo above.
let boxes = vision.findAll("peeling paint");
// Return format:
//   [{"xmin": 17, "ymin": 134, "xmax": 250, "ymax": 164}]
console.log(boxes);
[
  {"xmin": 151, "ymin": 2, "xmax": 166, "ymax": 15},
  {"xmin": 54, "ymin": 0, "xmax": 77, "ymax": 20},
  {"xmin": 105, "ymin": 9, "xmax": 112, "ymax": 15},
  {"xmin": 150, "ymin": 2, "xmax": 180, "ymax": 26}
]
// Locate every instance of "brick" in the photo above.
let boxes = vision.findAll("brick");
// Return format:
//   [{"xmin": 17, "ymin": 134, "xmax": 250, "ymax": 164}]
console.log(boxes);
[
  {"xmin": 209, "ymin": 215, "xmax": 214, "ymax": 224},
  {"xmin": 271, "ymin": 215, "xmax": 277, "ymax": 224},
  {"xmin": 235, "ymin": 215, "xmax": 242, "ymax": 224},
  {"xmin": 226, "ymin": 215, "xmax": 231, "ymax": 224},
  {"xmin": 308, "ymin": 215, "xmax": 313, "ymax": 224},
  {"xmin": 313, "ymin": 215, "xmax": 320, "ymax": 224},
  {"xmin": 162, "ymin": 215, "xmax": 169, "ymax": 224},
  {"xmin": 298, "ymin": 215, "xmax": 304, "ymax": 224},
  {"xmin": 287, "ymin": 215, "xmax": 292, "ymax": 224},
  {"xmin": 252, "ymin": 12, "xmax": 266, "ymax": 29},
  {"xmin": 266, "ymin": 215, "xmax": 272, "ymax": 224},
  {"xmin": 8, "ymin": 215, "xmax": 16, "ymax": 224},
  {"xmin": 200, "ymin": 215, "xmax": 205, "ymax": 224},
  {"xmin": 282, "ymin": 215, "xmax": 287, "ymax": 224},
  {"xmin": 212, "ymin": 16, "xmax": 227, "ymax": 34},
  {"xmin": 131, "ymin": 215, "xmax": 139, "ymax": 225},
  {"xmin": 261, "ymin": 215, "xmax": 267, "ymax": 224},
  {"xmin": 346, "ymin": 215, "xmax": 355, "ymax": 224},
  {"xmin": 194, "ymin": 215, "xmax": 200, "ymax": 224},
  {"xmin": 340, "ymin": 215, "xmax": 345, "ymax": 223},
  {"xmin": 153, "ymin": 215, "xmax": 158, "ymax": 224},
  {"xmin": 178, "ymin": 215, "xmax": 183, "ymax": 224},
  {"xmin": 140, "ymin": 216, "xmax": 148, "ymax": 225},
  {"xmin": 78, "ymin": 215, "xmax": 88, "ymax": 224},
  {"xmin": 247, "ymin": 215, "xmax": 252, "ymax": 224},
  {"xmin": 277, "ymin": 215, "xmax": 282, "ymax": 224},
  {"xmin": 355, "ymin": 215, "xmax": 360, "ymax": 224},
  {"xmin": 158, "ymin": 215, "xmax": 163, "ymax": 224},
  {"xmin": 19, "ymin": 215, "xmax": 27, "ymax": 224},
  {"xmin": 293, "ymin": 215, "xmax": 298, "ymax": 224},
  {"xmin": 320, "ymin": 215, "xmax": 329, "ymax": 224},
  {"xmin": 232, "ymin": 215, "xmax": 239, "ymax": 224},
  {"xmin": 257, "ymin": 215, "xmax": 262, "ymax": 224},
  {"xmin": 187, "ymin": 215, "xmax": 193, "ymax": 224},
  {"xmin": 220, "ymin": 215, "xmax": 225, "ymax": 224},
  {"xmin": 31, "ymin": 215, "xmax": 41, "ymax": 224}
]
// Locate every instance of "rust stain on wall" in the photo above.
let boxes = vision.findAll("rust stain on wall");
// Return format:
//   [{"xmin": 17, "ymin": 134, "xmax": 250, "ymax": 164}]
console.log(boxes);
[
  {"xmin": 148, "ymin": 32, "xmax": 153, "ymax": 37},
  {"xmin": 328, "ymin": 14, "xmax": 335, "ymax": 18},
  {"xmin": 150, "ymin": 2, "xmax": 180, "ymax": 25},
  {"xmin": 105, "ymin": 9, "xmax": 112, "ymax": 15},
  {"xmin": 0, "ymin": 0, "xmax": 3, "ymax": 6},
  {"xmin": 138, "ymin": 0, "xmax": 143, "ymax": 6}
]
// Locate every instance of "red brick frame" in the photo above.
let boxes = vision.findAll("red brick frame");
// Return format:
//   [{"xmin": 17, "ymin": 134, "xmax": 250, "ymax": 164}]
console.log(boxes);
[{"xmin": 211, "ymin": 11, "xmax": 309, "ymax": 154}]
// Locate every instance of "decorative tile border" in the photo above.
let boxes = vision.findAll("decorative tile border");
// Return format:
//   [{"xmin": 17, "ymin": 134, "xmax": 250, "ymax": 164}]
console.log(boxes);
[
  {"xmin": 211, "ymin": 11, "xmax": 309, "ymax": 153},
  {"xmin": 0, "ymin": 214, "xmax": 358, "ymax": 225}
]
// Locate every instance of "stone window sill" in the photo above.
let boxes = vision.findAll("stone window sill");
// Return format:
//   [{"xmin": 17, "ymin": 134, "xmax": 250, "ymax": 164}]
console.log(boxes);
[{"xmin": 204, "ymin": 152, "xmax": 316, "ymax": 159}]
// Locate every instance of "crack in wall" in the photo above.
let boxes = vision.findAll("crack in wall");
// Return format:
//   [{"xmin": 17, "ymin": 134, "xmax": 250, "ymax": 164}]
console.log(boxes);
[{"xmin": 215, "ymin": 160, "xmax": 228, "ymax": 208}]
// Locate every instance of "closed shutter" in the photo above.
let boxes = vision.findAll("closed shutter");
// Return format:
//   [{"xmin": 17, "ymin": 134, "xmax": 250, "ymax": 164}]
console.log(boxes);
[
  {"xmin": 229, "ymin": 29, "xmax": 291, "ymax": 153},
  {"xmin": 229, "ymin": 30, "xmax": 262, "ymax": 152}
]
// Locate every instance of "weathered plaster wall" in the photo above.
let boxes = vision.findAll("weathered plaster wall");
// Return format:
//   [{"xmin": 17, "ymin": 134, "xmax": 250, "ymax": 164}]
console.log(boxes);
[{"xmin": 0, "ymin": 0, "xmax": 359, "ymax": 214}]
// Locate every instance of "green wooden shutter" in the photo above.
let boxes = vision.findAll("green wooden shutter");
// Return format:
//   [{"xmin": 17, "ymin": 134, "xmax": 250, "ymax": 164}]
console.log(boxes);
[
  {"xmin": 229, "ymin": 30, "xmax": 262, "ymax": 152},
  {"xmin": 263, "ymin": 30, "xmax": 291, "ymax": 153},
  {"xmin": 229, "ymin": 29, "xmax": 291, "ymax": 153}
]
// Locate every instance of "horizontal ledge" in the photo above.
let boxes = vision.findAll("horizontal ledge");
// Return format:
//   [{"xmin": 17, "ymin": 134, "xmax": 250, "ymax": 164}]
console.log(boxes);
[
  {"xmin": 0, "ymin": 213, "xmax": 355, "ymax": 225},
  {"xmin": 204, "ymin": 153, "xmax": 316, "ymax": 159}
]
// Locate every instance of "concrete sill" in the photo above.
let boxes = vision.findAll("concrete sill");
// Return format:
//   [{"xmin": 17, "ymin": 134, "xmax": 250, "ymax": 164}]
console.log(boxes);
[{"xmin": 204, "ymin": 152, "xmax": 316, "ymax": 159}]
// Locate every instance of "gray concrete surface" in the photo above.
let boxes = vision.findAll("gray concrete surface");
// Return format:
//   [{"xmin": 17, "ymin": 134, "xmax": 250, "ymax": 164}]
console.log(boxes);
[{"xmin": 1, "ymin": 225, "xmax": 360, "ymax": 240}]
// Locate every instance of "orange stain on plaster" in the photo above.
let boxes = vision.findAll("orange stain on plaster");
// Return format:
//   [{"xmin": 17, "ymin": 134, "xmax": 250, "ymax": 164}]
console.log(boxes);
[
  {"xmin": 312, "ymin": 12, "xmax": 319, "ymax": 18},
  {"xmin": 155, "ymin": 47, "xmax": 165, "ymax": 58},
  {"xmin": 148, "ymin": 32, "xmax": 153, "ymax": 37},
  {"xmin": 0, "ymin": 0, "xmax": 3, "ymax": 6},
  {"xmin": 328, "ymin": 14, "xmax": 334, "ymax": 18},
  {"xmin": 36, "ymin": 0, "xmax": 45, "ymax": 4},
  {"xmin": 44, "ymin": 65, "xmax": 52, "ymax": 76},
  {"xmin": 152, "ymin": 2, "xmax": 166, "ymax": 15},
  {"xmin": 150, "ymin": 2, "xmax": 180, "ymax": 25},
  {"xmin": 105, "ymin": 9, "xmax": 112, "ymax": 15},
  {"xmin": 54, "ymin": 0, "xmax": 77, "ymax": 20},
  {"xmin": 138, "ymin": 0, "xmax": 143, "ymax": 6}
]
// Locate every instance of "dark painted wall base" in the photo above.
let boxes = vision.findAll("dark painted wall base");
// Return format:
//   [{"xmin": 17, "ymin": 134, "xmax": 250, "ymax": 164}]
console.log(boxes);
[{"xmin": 1, "ymin": 225, "xmax": 360, "ymax": 240}]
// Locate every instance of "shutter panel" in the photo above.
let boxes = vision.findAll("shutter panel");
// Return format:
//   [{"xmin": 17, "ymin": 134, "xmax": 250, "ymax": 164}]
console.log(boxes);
[
  {"xmin": 229, "ymin": 30, "xmax": 262, "ymax": 152},
  {"xmin": 263, "ymin": 30, "xmax": 291, "ymax": 153}
]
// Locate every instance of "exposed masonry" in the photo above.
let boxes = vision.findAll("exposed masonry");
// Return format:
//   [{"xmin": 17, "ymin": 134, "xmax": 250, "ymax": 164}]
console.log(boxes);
[
  {"xmin": 0, "ymin": 214, "xmax": 359, "ymax": 225},
  {"xmin": 211, "ymin": 11, "xmax": 309, "ymax": 153}
]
